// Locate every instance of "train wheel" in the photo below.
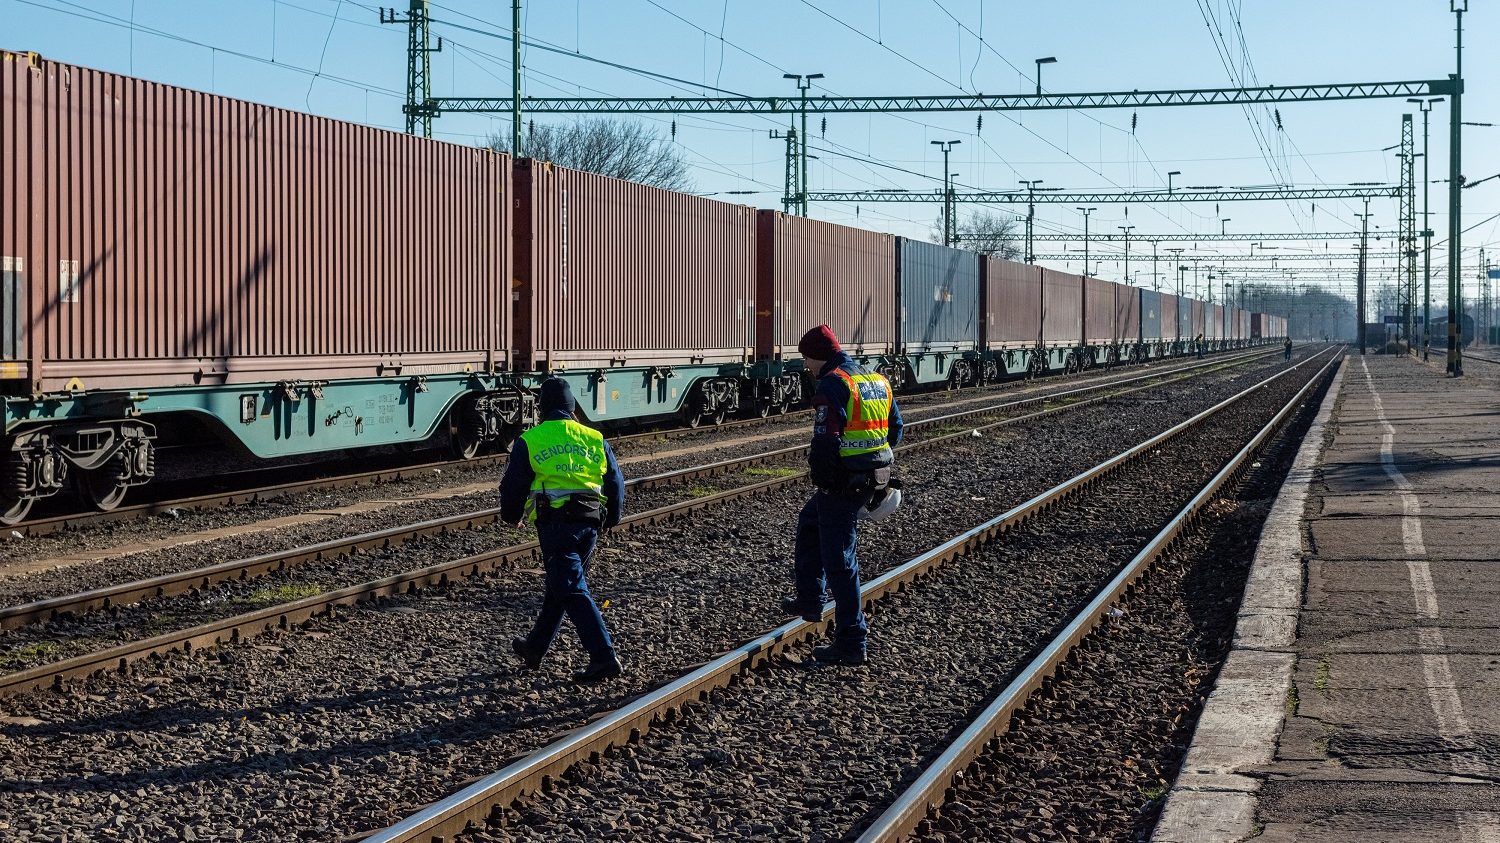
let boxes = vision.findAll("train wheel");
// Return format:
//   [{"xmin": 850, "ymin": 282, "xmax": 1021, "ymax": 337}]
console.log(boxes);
[
  {"xmin": 756, "ymin": 402, "xmax": 771, "ymax": 419},
  {"xmin": 76, "ymin": 465, "xmax": 129, "ymax": 513},
  {"xmin": 0, "ymin": 493, "xmax": 32, "ymax": 527},
  {"xmin": 448, "ymin": 414, "xmax": 483, "ymax": 460},
  {"xmin": 711, "ymin": 409, "xmax": 728, "ymax": 426},
  {"xmin": 686, "ymin": 412, "xmax": 704, "ymax": 429},
  {"xmin": 776, "ymin": 402, "xmax": 790, "ymax": 416}
]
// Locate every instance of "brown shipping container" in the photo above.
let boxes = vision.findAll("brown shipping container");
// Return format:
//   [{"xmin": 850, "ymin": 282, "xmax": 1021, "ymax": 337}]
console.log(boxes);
[
  {"xmin": 1041, "ymin": 269, "xmax": 1083, "ymax": 346},
  {"xmin": 1209, "ymin": 304, "xmax": 1225, "ymax": 339},
  {"xmin": 1, "ymin": 53, "xmax": 510, "ymax": 391},
  {"xmin": 1161, "ymin": 292, "xmax": 1180, "ymax": 339},
  {"xmin": 1084, "ymin": 277, "xmax": 1117, "ymax": 344},
  {"xmin": 1191, "ymin": 300, "xmax": 1207, "ymax": 338},
  {"xmin": 515, "ymin": 159, "xmax": 754, "ymax": 370},
  {"xmin": 755, "ymin": 211, "xmax": 895, "ymax": 359},
  {"xmin": 982, "ymin": 257, "xmax": 1042, "ymax": 348},
  {"xmin": 1115, "ymin": 284, "xmax": 1141, "ymax": 343}
]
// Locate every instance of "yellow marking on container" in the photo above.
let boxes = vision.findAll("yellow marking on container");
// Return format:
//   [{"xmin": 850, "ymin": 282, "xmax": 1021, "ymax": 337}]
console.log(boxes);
[
  {"xmin": 0, "ymin": 363, "xmax": 20, "ymax": 379},
  {"xmin": 63, "ymin": 377, "xmax": 85, "ymax": 392}
]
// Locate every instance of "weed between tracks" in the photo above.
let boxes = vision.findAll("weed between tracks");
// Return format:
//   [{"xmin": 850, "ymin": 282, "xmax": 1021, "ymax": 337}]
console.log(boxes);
[
  {"xmin": 237, "ymin": 583, "xmax": 325, "ymax": 609},
  {"xmin": 744, "ymin": 467, "xmax": 800, "ymax": 478},
  {"xmin": 0, "ymin": 641, "xmax": 58, "ymax": 669}
]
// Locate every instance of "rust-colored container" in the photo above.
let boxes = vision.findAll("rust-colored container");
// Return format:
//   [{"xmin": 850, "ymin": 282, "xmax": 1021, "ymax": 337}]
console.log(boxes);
[
  {"xmin": 514, "ymin": 159, "xmax": 755, "ymax": 371},
  {"xmin": 1, "ymin": 53, "xmax": 511, "ymax": 391},
  {"xmin": 1190, "ymin": 300, "xmax": 1207, "ymax": 338},
  {"xmin": 755, "ymin": 211, "xmax": 895, "ymax": 360},
  {"xmin": 1209, "ymin": 304, "xmax": 1225, "ymax": 339},
  {"xmin": 1252, "ymin": 312, "xmax": 1265, "ymax": 339},
  {"xmin": 982, "ymin": 257, "xmax": 1042, "ymax": 348},
  {"xmin": 1041, "ymin": 268, "xmax": 1083, "ymax": 346},
  {"xmin": 1084, "ymin": 277, "xmax": 1117, "ymax": 344},
  {"xmin": 1115, "ymin": 284, "xmax": 1141, "ymax": 343},
  {"xmin": 1161, "ymin": 293, "xmax": 1180, "ymax": 340}
]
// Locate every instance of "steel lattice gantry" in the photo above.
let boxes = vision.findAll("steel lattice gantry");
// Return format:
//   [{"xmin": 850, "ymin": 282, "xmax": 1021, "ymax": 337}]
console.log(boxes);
[
  {"xmin": 1023, "ymin": 231, "xmax": 1364, "ymax": 242},
  {"xmin": 428, "ymin": 79, "xmax": 1456, "ymax": 114},
  {"xmin": 806, "ymin": 186, "xmax": 1402, "ymax": 204},
  {"xmin": 1033, "ymin": 252, "xmax": 1368, "ymax": 262}
]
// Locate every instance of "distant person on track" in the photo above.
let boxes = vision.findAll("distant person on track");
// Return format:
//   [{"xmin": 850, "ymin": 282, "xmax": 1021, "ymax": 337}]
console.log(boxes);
[
  {"xmin": 1195, "ymin": 333, "xmax": 1205, "ymax": 359},
  {"xmin": 1284, "ymin": 336, "xmax": 1293, "ymax": 361},
  {"xmin": 780, "ymin": 324, "xmax": 905, "ymax": 666},
  {"xmin": 502, "ymin": 378, "xmax": 626, "ymax": 682}
]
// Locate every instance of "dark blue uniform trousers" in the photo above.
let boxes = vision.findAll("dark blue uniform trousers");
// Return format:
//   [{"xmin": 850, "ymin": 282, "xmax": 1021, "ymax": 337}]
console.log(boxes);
[
  {"xmin": 793, "ymin": 491, "xmax": 868, "ymax": 650},
  {"xmin": 525, "ymin": 519, "xmax": 615, "ymax": 661}
]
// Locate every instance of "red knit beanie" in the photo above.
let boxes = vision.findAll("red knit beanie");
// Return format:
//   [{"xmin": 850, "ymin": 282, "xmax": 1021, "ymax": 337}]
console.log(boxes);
[{"xmin": 797, "ymin": 324, "xmax": 841, "ymax": 359}]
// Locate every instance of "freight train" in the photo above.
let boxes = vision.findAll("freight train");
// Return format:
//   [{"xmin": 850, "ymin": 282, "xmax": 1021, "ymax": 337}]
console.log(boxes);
[{"xmin": 0, "ymin": 54, "xmax": 1286, "ymax": 524}]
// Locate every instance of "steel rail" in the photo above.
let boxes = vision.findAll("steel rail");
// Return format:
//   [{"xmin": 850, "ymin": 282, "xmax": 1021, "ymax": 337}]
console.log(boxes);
[
  {"xmin": 855, "ymin": 352, "xmax": 1343, "ymax": 842},
  {"xmin": 0, "ymin": 349, "xmax": 1273, "ymax": 633},
  {"xmin": 362, "ymin": 347, "xmax": 1337, "ymax": 843},
  {"xmin": 7, "ymin": 348, "xmax": 1259, "ymax": 537},
  {"xmin": 0, "ymin": 349, "xmax": 1284, "ymax": 696}
]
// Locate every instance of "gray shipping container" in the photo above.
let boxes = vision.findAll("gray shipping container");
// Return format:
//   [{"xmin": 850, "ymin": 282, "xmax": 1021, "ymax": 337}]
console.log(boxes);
[
  {"xmin": 983, "ymin": 257, "xmax": 1043, "ymax": 348},
  {"xmin": 1042, "ymin": 269, "xmax": 1084, "ymax": 346},
  {"xmin": 898, "ymin": 239, "xmax": 980, "ymax": 353},
  {"xmin": 1141, "ymin": 289, "xmax": 1163, "ymax": 343}
]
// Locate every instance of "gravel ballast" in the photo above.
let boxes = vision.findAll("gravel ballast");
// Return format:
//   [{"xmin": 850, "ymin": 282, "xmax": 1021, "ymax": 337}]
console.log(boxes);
[
  {"xmin": 466, "ymin": 356, "xmax": 1329, "ymax": 843},
  {"xmin": 0, "ymin": 351, "xmax": 1314, "ymax": 842}
]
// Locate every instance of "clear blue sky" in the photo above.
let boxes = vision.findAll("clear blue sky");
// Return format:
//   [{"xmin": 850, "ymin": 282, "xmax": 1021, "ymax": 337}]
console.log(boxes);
[{"xmin": 5, "ymin": 0, "xmax": 1496, "ymax": 309}]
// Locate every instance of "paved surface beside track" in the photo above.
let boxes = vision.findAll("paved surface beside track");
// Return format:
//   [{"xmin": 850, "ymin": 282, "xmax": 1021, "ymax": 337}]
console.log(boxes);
[{"xmin": 1157, "ymin": 354, "xmax": 1500, "ymax": 843}]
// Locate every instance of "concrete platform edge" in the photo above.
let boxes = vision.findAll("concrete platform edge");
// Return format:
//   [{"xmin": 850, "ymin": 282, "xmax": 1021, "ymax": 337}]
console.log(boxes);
[{"xmin": 1152, "ymin": 360, "xmax": 1346, "ymax": 843}]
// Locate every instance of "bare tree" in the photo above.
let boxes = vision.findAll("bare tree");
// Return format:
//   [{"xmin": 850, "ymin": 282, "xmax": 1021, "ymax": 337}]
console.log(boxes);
[
  {"xmin": 948, "ymin": 208, "xmax": 1020, "ymax": 258},
  {"xmin": 490, "ymin": 118, "xmax": 692, "ymax": 192}
]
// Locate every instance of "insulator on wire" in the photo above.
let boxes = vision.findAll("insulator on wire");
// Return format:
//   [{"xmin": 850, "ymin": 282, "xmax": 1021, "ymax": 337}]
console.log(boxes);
[
  {"xmin": 1275, "ymin": 109, "xmax": 1283, "ymax": 131},
  {"xmin": 1131, "ymin": 111, "xmax": 1138, "ymax": 133},
  {"xmin": 976, "ymin": 115, "xmax": 983, "ymax": 134},
  {"xmin": 671, "ymin": 120, "xmax": 677, "ymax": 141},
  {"xmin": 821, "ymin": 117, "xmax": 827, "ymax": 137}
]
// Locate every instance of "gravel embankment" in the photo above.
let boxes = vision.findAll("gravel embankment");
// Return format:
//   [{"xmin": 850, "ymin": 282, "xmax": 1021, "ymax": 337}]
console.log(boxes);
[
  {"xmin": 0, "ymin": 352, "xmax": 1311, "ymax": 842},
  {"xmin": 0, "ymin": 352, "xmax": 1270, "ymax": 670},
  {"xmin": 466, "ymin": 357, "xmax": 1327, "ymax": 843}
]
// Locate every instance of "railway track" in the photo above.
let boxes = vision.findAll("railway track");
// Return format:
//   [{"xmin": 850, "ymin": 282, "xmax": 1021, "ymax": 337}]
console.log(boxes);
[
  {"xmin": 0, "ymin": 347, "xmax": 1284, "ymax": 696},
  {"xmin": 6, "ymin": 348, "xmax": 1272, "ymax": 537},
  {"xmin": 363, "ymin": 347, "xmax": 1340, "ymax": 843}
]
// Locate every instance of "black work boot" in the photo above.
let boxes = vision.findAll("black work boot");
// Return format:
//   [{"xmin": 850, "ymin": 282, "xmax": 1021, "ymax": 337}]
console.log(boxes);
[
  {"xmin": 574, "ymin": 653, "xmax": 625, "ymax": 682},
  {"xmin": 779, "ymin": 595, "xmax": 824, "ymax": 623},
  {"xmin": 813, "ymin": 642, "xmax": 867, "ymax": 666},
  {"xmin": 512, "ymin": 637, "xmax": 542, "ymax": 671}
]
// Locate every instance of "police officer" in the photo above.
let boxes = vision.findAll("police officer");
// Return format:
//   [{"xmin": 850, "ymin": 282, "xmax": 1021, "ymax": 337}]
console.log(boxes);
[
  {"xmin": 501, "ymin": 378, "xmax": 626, "ymax": 681},
  {"xmin": 780, "ymin": 324, "xmax": 904, "ymax": 665}
]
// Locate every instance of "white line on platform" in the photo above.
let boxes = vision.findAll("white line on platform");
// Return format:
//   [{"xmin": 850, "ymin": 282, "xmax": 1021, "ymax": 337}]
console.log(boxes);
[{"xmin": 1360, "ymin": 357, "xmax": 1500, "ymax": 843}]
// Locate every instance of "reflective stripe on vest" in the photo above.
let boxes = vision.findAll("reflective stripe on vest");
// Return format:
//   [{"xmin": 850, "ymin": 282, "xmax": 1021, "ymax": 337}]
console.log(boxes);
[
  {"xmin": 831, "ymin": 367, "xmax": 893, "ymax": 459},
  {"xmin": 519, "ymin": 419, "xmax": 608, "ymax": 523}
]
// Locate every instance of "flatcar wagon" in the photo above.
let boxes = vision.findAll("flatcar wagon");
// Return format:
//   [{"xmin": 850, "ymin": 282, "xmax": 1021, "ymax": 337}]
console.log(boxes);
[{"xmin": 2, "ymin": 52, "xmax": 526, "ymax": 524}]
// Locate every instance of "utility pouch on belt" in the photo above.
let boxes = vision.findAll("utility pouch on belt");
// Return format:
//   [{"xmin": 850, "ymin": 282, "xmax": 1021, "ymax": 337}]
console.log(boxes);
[
  {"xmin": 845, "ymin": 466, "xmax": 891, "ymax": 501},
  {"xmin": 533, "ymin": 493, "xmax": 605, "ymax": 525}
]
